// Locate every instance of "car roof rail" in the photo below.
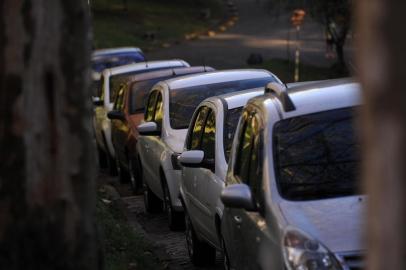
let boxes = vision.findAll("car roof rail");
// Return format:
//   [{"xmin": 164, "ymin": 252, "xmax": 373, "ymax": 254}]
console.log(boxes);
[{"xmin": 264, "ymin": 82, "xmax": 296, "ymax": 112}]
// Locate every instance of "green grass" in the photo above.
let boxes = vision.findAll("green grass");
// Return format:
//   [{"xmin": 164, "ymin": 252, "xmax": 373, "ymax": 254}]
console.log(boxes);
[
  {"xmin": 257, "ymin": 58, "xmax": 350, "ymax": 83},
  {"xmin": 97, "ymin": 189, "xmax": 164, "ymax": 270},
  {"xmin": 91, "ymin": 0, "xmax": 225, "ymax": 50}
]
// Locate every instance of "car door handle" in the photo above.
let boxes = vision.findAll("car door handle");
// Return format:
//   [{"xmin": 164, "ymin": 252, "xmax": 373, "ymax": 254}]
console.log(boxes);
[{"xmin": 233, "ymin": 215, "xmax": 242, "ymax": 225}]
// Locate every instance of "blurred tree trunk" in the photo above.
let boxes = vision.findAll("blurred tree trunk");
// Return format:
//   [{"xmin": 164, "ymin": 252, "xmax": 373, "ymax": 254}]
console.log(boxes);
[
  {"xmin": 357, "ymin": 1, "xmax": 406, "ymax": 270},
  {"xmin": 0, "ymin": 1, "xmax": 101, "ymax": 269}
]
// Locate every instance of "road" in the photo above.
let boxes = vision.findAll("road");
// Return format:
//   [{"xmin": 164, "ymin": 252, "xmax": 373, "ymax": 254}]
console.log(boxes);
[{"xmin": 148, "ymin": 0, "xmax": 353, "ymax": 69}]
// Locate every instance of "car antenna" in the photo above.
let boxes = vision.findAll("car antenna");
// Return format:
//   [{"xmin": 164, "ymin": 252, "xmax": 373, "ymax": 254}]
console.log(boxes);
[
  {"xmin": 202, "ymin": 57, "xmax": 207, "ymax": 72},
  {"xmin": 145, "ymin": 57, "xmax": 149, "ymax": 68},
  {"xmin": 172, "ymin": 68, "xmax": 176, "ymax": 76}
]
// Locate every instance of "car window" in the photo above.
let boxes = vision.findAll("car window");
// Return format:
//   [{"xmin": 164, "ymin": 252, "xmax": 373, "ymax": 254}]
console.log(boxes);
[
  {"xmin": 145, "ymin": 91, "xmax": 158, "ymax": 122},
  {"xmin": 273, "ymin": 107, "xmax": 360, "ymax": 201},
  {"xmin": 169, "ymin": 77, "xmax": 277, "ymax": 129},
  {"xmin": 154, "ymin": 93, "xmax": 164, "ymax": 129},
  {"xmin": 189, "ymin": 107, "xmax": 210, "ymax": 150},
  {"xmin": 235, "ymin": 113, "xmax": 254, "ymax": 181},
  {"xmin": 130, "ymin": 77, "xmax": 170, "ymax": 114},
  {"xmin": 223, "ymin": 107, "xmax": 243, "ymax": 162},
  {"xmin": 201, "ymin": 110, "xmax": 216, "ymax": 163},
  {"xmin": 113, "ymin": 85, "xmax": 125, "ymax": 111}
]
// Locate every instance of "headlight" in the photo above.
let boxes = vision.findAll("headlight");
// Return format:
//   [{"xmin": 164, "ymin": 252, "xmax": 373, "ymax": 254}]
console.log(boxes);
[{"xmin": 282, "ymin": 228, "xmax": 342, "ymax": 270}]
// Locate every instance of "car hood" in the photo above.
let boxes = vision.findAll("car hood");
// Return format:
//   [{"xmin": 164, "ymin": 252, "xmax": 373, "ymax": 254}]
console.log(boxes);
[
  {"xmin": 279, "ymin": 196, "xmax": 366, "ymax": 253},
  {"xmin": 165, "ymin": 129, "xmax": 188, "ymax": 153}
]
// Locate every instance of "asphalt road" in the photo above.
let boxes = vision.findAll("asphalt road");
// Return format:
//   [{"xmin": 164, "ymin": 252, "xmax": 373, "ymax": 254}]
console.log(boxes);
[{"xmin": 148, "ymin": 0, "xmax": 353, "ymax": 69}]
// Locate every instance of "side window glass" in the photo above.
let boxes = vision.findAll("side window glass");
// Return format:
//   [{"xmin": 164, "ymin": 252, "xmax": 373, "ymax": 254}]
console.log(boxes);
[
  {"xmin": 201, "ymin": 110, "xmax": 216, "ymax": 161},
  {"xmin": 189, "ymin": 107, "xmax": 209, "ymax": 150},
  {"xmin": 145, "ymin": 91, "xmax": 158, "ymax": 122},
  {"xmin": 154, "ymin": 93, "xmax": 164, "ymax": 129},
  {"xmin": 235, "ymin": 114, "xmax": 254, "ymax": 181},
  {"xmin": 114, "ymin": 85, "xmax": 125, "ymax": 111},
  {"xmin": 248, "ymin": 117, "xmax": 264, "ymax": 208}
]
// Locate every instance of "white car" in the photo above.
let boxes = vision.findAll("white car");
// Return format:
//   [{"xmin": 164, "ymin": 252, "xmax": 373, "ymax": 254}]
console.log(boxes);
[
  {"xmin": 93, "ymin": 60, "xmax": 190, "ymax": 174},
  {"xmin": 221, "ymin": 79, "xmax": 364, "ymax": 270},
  {"xmin": 136, "ymin": 69, "xmax": 282, "ymax": 230},
  {"xmin": 178, "ymin": 88, "xmax": 269, "ymax": 266}
]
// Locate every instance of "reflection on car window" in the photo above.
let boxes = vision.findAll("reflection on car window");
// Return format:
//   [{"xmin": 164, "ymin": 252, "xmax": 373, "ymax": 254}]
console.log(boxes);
[
  {"xmin": 145, "ymin": 91, "xmax": 158, "ymax": 122},
  {"xmin": 223, "ymin": 107, "xmax": 243, "ymax": 162},
  {"xmin": 201, "ymin": 110, "xmax": 216, "ymax": 162},
  {"xmin": 235, "ymin": 113, "xmax": 254, "ymax": 181},
  {"xmin": 273, "ymin": 107, "xmax": 360, "ymax": 201},
  {"xmin": 154, "ymin": 93, "xmax": 164, "ymax": 129},
  {"xmin": 169, "ymin": 77, "xmax": 277, "ymax": 129},
  {"xmin": 189, "ymin": 107, "xmax": 209, "ymax": 150},
  {"xmin": 113, "ymin": 85, "xmax": 125, "ymax": 111}
]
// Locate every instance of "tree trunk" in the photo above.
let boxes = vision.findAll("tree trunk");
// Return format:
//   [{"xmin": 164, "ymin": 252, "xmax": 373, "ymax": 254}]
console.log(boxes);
[
  {"xmin": 0, "ymin": 1, "xmax": 101, "ymax": 269},
  {"xmin": 356, "ymin": 1, "xmax": 406, "ymax": 270}
]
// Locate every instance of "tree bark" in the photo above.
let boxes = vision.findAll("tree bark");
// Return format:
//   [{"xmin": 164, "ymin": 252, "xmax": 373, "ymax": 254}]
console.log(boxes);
[
  {"xmin": 356, "ymin": 1, "xmax": 406, "ymax": 270},
  {"xmin": 0, "ymin": 1, "xmax": 100, "ymax": 269}
]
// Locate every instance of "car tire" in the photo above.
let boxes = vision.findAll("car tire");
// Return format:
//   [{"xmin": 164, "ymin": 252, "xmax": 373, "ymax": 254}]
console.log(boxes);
[
  {"xmin": 185, "ymin": 210, "xmax": 216, "ymax": 266},
  {"xmin": 97, "ymin": 145, "xmax": 108, "ymax": 169},
  {"xmin": 162, "ymin": 180, "xmax": 184, "ymax": 231},
  {"xmin": 116, "ymin": 157, "xmax": 130, "ymax": 184},
  {"xmin": 129, "ymin": 157, "xmax": 143, "ymax": 194},
  {"xmin": 143, "ymin": 185, "xmax": 162, "ymax": 213}
]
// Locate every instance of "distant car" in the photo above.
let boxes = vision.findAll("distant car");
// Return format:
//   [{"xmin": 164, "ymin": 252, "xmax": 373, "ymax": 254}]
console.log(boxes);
[
  {"xmin": 108, "ymin": 66, "xmax": 214, "ymax": 191},
  {"xmin": 221, "ymin": 79, "xmax": 364, "ymax": 270},
  {"xmin": 178, "ymin": 88, "xmax": 269, "ymax": 266},
  {"xmin": 136, "ymin": 69, "xmax": 282, "ymax": 230},
  {"xmin": 93, "ymin": 60, "xmax": 190, "ymax": 174},
  {"xmin": 91, "ymin": 47, "xmax": 145, "ymax": 81}
]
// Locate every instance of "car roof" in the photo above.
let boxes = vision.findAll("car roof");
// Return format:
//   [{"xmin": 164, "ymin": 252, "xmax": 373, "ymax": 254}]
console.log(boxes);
[
  {"xmin": 103, "ymin": 60, "xmax": 190, "ymax": 76},
  {"xmin": 210, "ymin": 88, "xmax": 265, "ymax": 110},
  {"xmin": 92, "ymin": 47, "xmax": 143, "ymax": 58},
  {"xmin": 252, "ymin": 78, "xmax": 361, "ymax": 119},
  {"xmin": 163, "ymin": 69, "xmax": 280, "ymax": 90},
  {"xmin": 126, "ymin": 66, "xmax": 215, "ymax": 86}
]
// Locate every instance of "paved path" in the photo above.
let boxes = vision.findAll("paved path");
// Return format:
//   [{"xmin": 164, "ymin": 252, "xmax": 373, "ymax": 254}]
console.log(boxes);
[
  {"xmin": 148, "ymin": 0, "xmax": 353, "ymax": 70},
  {"xmin": 114, "ymin": 183, "xmax": 224, "ymax": 270}
]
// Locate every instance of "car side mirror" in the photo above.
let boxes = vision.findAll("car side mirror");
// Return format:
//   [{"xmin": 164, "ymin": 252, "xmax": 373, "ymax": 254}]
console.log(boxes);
[
  {"xmin": 92, "ymin": 96, "xmax": 103, "ymax": 106},
  {"xmin": 221, "ymin": 184, "xmax": 256, "ymax": 211},
  {"xmin": 178, "ymin": 150, "xmax": 204, "ymax": 167},
  {"xmin": 137, "ymin": 122, "xmax": 161, "ymax": 136},
  {"xmin": 107, "ymin": 110, "xmax": 125, "ymax": 121}
]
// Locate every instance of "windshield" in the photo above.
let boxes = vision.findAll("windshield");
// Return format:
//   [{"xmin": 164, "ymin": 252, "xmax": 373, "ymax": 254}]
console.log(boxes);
[
  {"xmin": 224, "ymin": 107, "xmax": 243, "ymax": 162},
  {"xmin": 91, "ymin": 52, "xmax": 145, "ymax": 73},
  {"xmin": 169, "ymin": 77, "xmax": 276, "ymax": 129},
  {"xmin": 273, "ymin": 107, "xmax": 360, "ymax": 201}
]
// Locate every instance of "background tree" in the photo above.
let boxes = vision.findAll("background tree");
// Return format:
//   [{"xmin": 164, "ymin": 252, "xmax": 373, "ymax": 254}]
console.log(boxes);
[
  {"xmin": 356, "ymin": 0, "xmax": 406, "ymax": 269},
  {"xmin": 0, "ymin": 1, "xmax": 101, "ymax": 269}
]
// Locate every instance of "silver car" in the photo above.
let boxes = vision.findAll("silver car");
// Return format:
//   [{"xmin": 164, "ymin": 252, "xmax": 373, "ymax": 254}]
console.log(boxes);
[
  {"xmin": 221, "ymin": 79, "xmax": 365, "ymax": 270},
  {"xmin": 137, "ymin": 70, "xmax": 282, "ymax": 230},
  {"xmin": 178, "ymin": 88, "xmax": 271, "ymax": 266}
]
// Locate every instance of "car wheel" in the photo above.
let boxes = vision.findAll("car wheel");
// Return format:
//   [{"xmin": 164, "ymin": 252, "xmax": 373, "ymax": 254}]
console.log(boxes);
[
  {"xmin": 143, "ymin": 185, "xmax": 162, "ymax": 213},
  {"xmin": 162, "ymin": 180, "xmax": 184, "ymax": 231},
  {"xmin": 185, "ymin": 210, "xmax": 216, "ymax": 266},
  {"xmin": 129, "ymin": 157, "xmax": 142, "ymax": 194},
  {"xmin": 221, "ymin": 235, "xmax": 231, "ymax": 270},
  {"xmin": 97, "ymin": 145, "xmax": 108, "ymax": 169},
  {"xmin": 116, "ymin": 158, "xmax": 130, "ymax": 184}
]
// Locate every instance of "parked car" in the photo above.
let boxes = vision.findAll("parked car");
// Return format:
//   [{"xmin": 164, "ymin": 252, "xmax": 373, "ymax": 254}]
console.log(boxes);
[
  {"xmin": 93, "ymin": 60, "xmax": 190, "ymax": 174},
  {"xmin": 91, "ymin": 47, "xmax": 145, "ymax": 81},
  {"xmin": 221, "ymin": 79, "xmax": 364, "ymax": 270},
  {"xmin": 137, "ymin": 69, "xmax": 282, "ymax": 230},
  {"xmin": 107, "ymin": 66, "xmax": 214, "ymax": 191},
  {"xmin": 178, "ymin": 88, "xmax": 269, "ymax": 266}
]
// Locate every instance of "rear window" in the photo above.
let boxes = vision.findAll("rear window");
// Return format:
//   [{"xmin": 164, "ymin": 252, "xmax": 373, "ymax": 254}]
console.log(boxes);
[
  {"xmin": 91, "ymin": 52, "xmax": 145, "ymax": 73},
  {"xmin": 169, "ymin": 77, "xmax": 276, "ymax": 129},
  {"xmin": 273, "ymin": 107, "xmax": 361, "ymax": 201}
]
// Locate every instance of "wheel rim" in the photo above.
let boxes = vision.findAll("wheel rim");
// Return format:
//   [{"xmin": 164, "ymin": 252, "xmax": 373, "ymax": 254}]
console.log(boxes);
[{"xmin": 185, "ymin": 214, "xmax": 194, "ymax": 257}]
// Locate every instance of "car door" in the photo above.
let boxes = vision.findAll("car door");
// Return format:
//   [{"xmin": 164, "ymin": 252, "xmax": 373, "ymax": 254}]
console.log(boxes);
[
  {"xmin": 111, "ymin": 85, "xmax": 129, "ymax": 165},
  {"xmin": 182, "ymin": 106, "xmax": 210, "ymax": 232},
  {"xmin": 196, "ymin": 109, "xmax": 220, "ymax": 243},
  {"xmin": 139, "ymin": 90, "xmax": 159, "ymax": 187}
]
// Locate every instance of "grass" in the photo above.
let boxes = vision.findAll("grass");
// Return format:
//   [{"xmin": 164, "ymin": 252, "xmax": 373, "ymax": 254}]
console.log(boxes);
[
  {"xmin": 91, "ymin": 0, "xmax": 225, "ymax": 50},
  {"xmin": 257, "ymin": 58, "xmax": 350, "ymax": 83},
  {"xmin": 97, "ymin": 188, "xmax": 164, "ymax": 270}
]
